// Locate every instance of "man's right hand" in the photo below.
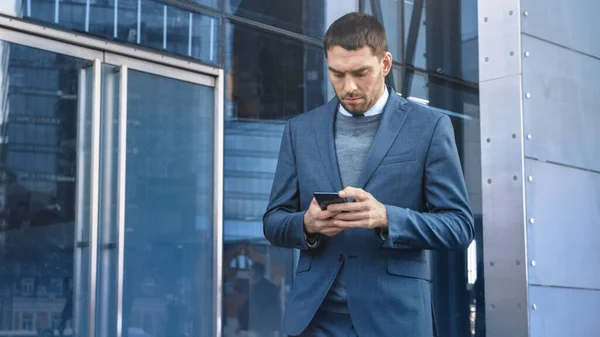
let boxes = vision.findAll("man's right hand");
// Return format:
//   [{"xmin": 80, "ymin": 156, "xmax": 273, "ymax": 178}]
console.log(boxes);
[{"xmin": 304, "ymin": 198, "xmax": 344, "ymax": 236}]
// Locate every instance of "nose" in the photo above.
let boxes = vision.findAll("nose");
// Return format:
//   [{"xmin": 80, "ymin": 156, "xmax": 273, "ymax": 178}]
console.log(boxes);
[{"xmin": 343, "ymin": 77, "xmax": 357, "ymax": 94}]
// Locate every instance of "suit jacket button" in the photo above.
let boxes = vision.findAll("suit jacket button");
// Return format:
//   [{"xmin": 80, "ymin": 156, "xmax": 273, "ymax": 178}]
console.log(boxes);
[{"xmin": 338, "ymin": 254, "xmax": 344, "ymax": 261}]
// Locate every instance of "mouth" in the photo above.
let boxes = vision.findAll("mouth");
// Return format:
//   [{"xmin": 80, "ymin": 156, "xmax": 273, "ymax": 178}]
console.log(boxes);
[{"xmin": 344, "ymin": 97, "xmax": 361, "ymax": 104}]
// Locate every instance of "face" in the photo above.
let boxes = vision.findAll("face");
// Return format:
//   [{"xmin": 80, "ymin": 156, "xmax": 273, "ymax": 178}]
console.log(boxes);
[{"xmin": 327, "ymin": 46, "xmax": 392, "ymax": 115}]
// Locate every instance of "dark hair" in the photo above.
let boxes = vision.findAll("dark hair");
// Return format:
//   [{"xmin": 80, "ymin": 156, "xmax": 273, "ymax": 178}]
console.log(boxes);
[{"xmin": 323, "ymin": 12, "xmax": 387, "ymax": 58}]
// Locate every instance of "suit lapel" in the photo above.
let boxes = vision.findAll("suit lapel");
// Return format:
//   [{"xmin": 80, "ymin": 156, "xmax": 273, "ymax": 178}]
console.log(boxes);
[
  {"xmin": 354, "ymin": 89, "xmax": 412, "ymax": 189},
  {"xmin": 314, "ymin": 97, "xmax": 344, "ymax": 192}
]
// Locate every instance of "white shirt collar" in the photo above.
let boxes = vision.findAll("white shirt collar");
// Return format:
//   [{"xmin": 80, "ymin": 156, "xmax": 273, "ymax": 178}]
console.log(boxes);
[{"xmin": 339, "ymin": 87, "xmax": 389, "ymax": 117}]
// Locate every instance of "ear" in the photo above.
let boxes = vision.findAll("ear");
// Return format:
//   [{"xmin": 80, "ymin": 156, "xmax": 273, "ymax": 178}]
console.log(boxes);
[{"xmin": 382, "ymin": 52, "xmax": 393, "ymax": 76}]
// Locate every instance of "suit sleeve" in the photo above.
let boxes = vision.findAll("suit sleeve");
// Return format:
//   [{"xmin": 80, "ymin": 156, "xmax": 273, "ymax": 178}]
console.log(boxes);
[
  {"xmin": 382, "ymin": 115, "xmax": 474, "ymax": 250},
  {"xmin": 263, "ymin": 120, "xmax": 314, "ymax": 250}
]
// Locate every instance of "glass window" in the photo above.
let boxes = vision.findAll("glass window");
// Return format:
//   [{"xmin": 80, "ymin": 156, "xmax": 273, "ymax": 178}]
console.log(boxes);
[
  {"xmin": 407, "ymin": 71, "xmax": 483, "ymax": 337},
  {"xmin": 25, "ymin": 0, "xmax": 221, "ymax": 65},
  {"xmin": 188, "ymin": 0, "xmax": 221, "ymax": 10},
  {"xmin": 227, "ymin": 0, "xmax": 356, "ymax": 39},
  {"xmin": 21, "ymin": 278, "xmax": 35, "ymax": 297},
  {"xmin": 22, "ymin": 312, "xmax": 34, "ymax": 330},
  {"xmin": 1, "ymin": 40, "xmax": 87, "ymax": 337},
  {"xmin": 224, "ymin": 21, "xmax": 326, "ymax": 121},
  {"xmin": 121, "ymin": 69, "xmax": 215, "ymax": 337},
  {"xmin": 222, "ymin": 21, "xmax": 329, "ymax": 337}
]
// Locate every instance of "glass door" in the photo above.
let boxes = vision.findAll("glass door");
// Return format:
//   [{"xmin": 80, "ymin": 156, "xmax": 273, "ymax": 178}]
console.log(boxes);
[
  {"xmin": 0, "ymin": 24, "xmax": 222, "ymax": 337},
  {"xmin": 0, "ymin": 37, "xmax": 102, "ymax": 336},
  {"xmin": 95, "ymin": 55, "xmax": 219, "ymax": 337}
]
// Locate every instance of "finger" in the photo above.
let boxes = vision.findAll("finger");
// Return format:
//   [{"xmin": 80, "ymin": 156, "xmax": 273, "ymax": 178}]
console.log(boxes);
[
  {"xmin": 323, "ymin": 209, "xmax": 342, "ymax": 218},
  {"xmin": 314, "ymin": 219, "xmax": 336, "ymax": 230},
  {"xmin": 321, "ymin": 227, "xmax": 344, "ymax": 236},
  {"xmin": 333, "ymin": 219, "xmax": 370, "ymax": 229},
  {"xmin": 327, "ymin": 201, "xmax": 369, "ymax": 213},
  {"xmin": 332, "ymin": 211, "xmax": 369, "ymax": 221},
  {"xmin": 339, "ymin": 187, "xmax": 372, "ymax": 202},
  {"xmin": 315, "ymin": 210, "xmax": 335, "ymax": 220}
]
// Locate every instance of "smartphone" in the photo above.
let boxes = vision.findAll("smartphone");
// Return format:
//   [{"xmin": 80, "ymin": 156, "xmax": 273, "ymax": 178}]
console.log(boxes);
[{"xmin": 313, "ymin": 192, "xmax": 346, "ymax": 211}]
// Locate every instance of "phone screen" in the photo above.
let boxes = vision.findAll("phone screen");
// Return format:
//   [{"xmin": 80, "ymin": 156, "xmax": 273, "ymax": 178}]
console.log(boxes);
[{"xmin": 314, "ymin": 192, "xmax": 346, "ymax": 210}]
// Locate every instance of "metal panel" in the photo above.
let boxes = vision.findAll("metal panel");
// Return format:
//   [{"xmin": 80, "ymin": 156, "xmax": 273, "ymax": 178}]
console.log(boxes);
[
  {"xmin": 521, "ymin": 0, "xmax": 600, "ymax": 59},
  {"xmin": 478, "ymin": 0, "xmax": 521, "ymax": 82},
  {"xmin": 479, "ymin": 73, "xmax": 529, "ymax": 337},
  {"xmin": 0, "ymin": 26, "xmax": 103, "ymax": 60},
  {"xmin": 522, "ymin": 35, "xmax": 600, "ymax": 172},
  {"xmin": 525, "ymin": 159, "xmax": 600, "ymax": 289},
  {"xmin": 104, "ymin": 53, "xmax": 215, "ymax": 87},
  {"xmin": 529, "ymin": 286, "xmax": 600, "ymax": 337}
]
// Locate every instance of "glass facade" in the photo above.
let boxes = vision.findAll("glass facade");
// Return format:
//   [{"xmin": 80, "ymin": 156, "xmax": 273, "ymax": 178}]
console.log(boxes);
[
  {"xmin": 0, "ymin": 0, "xmax": 483, "ymax": 336},
  {"xmin": 0, "ymin": 42, "xmax": 85, "ymax": 335}
]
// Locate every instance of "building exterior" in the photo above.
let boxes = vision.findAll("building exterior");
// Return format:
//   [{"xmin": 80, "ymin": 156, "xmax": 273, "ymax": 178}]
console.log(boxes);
[{"xmin": 0, "ymin": 1, "xmax": 596, "ymax": 337}]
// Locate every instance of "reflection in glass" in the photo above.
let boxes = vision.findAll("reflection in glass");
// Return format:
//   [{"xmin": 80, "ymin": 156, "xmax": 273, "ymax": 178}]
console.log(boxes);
[
  {"xmin": 121, "ymin": 70, "xmax": 214, "ymax": 337},
  {"xmin": 225, "ymin": 22, "xmax": 325, "ymax": 121},
  {"xmin": 24, "ymin": 0, "xmax": 221, "ymax": 65},
  {"xmin": 227, "ymin": 0, "xmax": 356, "ymax": 39},
  {"xmin": 222, "ymin": 22, "xmax": 330, "ymax": 336},
  {"xmin": 0, "ymin": 41, "xmax": 87, "ymax": 336}
]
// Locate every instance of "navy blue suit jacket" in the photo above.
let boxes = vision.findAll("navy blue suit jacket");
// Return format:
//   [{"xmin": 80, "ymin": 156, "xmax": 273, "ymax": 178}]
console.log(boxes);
[{"xmin": 263, "ymin": 88, "xmax": 474, "ymax": 337}]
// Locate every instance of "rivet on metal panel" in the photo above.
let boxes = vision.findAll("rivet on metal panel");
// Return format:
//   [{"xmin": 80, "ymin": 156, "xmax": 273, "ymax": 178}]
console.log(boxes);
[
  {"xmin": 489, "ymin": 261, "xmax": 495, "ymax": 266},
  {"xmin": 487, "ymin": 179, "xmax": 492, "ymax": 184},
  {"xmin": 509, "ymin": 10, "xmax": 514, "ymax": 15},
  {"xmin": 510, "ymin": 51, "xmax": 515, "ymax": 56},
  {"xmin": 528, "ymin": 176, "xmax": 534, "ymax": 182},
  {"xmin": 486, "ymin": 138, "xmax": 491, "ymax": 143},
  {"xmin": 529, "ymin": 218, "xmax": 535, "ymax": 224},
  {"xmin": 523, "ymin": 11, "xmax": 529, "ymax": 17},
  {"xmin": 516, "ymin": 260, "xmax": 521, "ymax": 265},
  {"xmin": 484, "ymin": 57, "xmax": 489, "ymax": 62},
  {"xmin": 517, "ymin": 303, "xmax": 522, "ymax": 309},
  {"xmin": 526, "ymin": 92, "xmax": 531, "ymax": 98},
  {"xmin": 531, "ymin": 260, "xmax": 536, "ymax": 266},
  {"xmin": 512, "ymin": 133, "xmax": 516, "ymax": 139},
  {"xmin": 532, "ymin": 304, "xmax": 537, "ymax": 310},
  {"xmin": 484, "ymin": 17, "xmax": 488, "ymax": 22},
  {"xmin": 491, "ymin": 304, "xmax": 496, "ymax": 309},
  {"xmin": 525, "ymin": 52, "xmax": 530, "ymax": 57},
  {"xmin": 527, "ymin": 134, "xmax": 532, "ymax": 140},
  {"xmin": 513, "ymin": 175, "xmax": 518, "ymax": 181}
]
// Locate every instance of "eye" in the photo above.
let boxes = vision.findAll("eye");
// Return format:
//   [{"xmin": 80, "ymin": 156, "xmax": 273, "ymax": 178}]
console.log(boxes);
[{"xmin": 333, "ymin": 72, "xmax": 344, "ymax": 78}]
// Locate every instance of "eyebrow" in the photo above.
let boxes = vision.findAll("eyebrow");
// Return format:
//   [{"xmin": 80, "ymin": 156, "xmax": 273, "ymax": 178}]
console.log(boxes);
[{"xmin": 328, "ymin": 66, "xmax": 371, "ymax": 74}]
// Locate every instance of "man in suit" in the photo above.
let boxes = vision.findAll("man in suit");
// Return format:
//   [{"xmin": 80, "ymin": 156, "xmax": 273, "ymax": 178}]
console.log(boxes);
[{"xmin": 263, "ymin": 12, "xmax": 474, "ymax": 337}]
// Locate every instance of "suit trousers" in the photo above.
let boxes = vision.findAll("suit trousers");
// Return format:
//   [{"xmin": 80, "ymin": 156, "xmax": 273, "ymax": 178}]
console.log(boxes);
[{"xmin": 296, "ymin": 310, "xmax": 359, "ymax": 337}]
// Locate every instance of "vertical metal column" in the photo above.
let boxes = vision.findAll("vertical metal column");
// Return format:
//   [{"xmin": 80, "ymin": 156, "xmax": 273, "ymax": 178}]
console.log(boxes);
[
  {"xmin": 478, "ymin": 1, "xmax": 529, "ymax": 336},
  {"xmin": 74, "ymin": 65, "xmax": 88, "ymax": 337},
  {"xmin": 88, "ymin": 58, "xmax": 102, "ymax": 337},
  {"xmin": 114, "ymin": 0, "xmax": 119, "ymax": 38},
  {"xmin": 116, "ymin": 65, "xmax": 128, "ymax": 337},
  {"xmin": 85, "ymin": 0, "xmax": 91, "ymax": 32},
  {"xmin": 213, "ymin": 69, "xmax": 225, "ymax": 337},
  {"xmin": 98, "ymin": 66, "xmax": 115, "ymax": 337}
]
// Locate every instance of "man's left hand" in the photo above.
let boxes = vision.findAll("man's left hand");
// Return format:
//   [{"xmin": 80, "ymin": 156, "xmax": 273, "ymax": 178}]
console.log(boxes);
[{"xmin": 326, "ymin": 186, "xmax": 388, "ymax": 229}]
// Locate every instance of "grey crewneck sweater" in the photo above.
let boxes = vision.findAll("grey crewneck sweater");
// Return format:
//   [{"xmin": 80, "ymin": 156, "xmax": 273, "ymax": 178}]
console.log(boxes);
[{"xmin": 321, "ymin": 110, "xmax": 382, "ymax": 314}]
